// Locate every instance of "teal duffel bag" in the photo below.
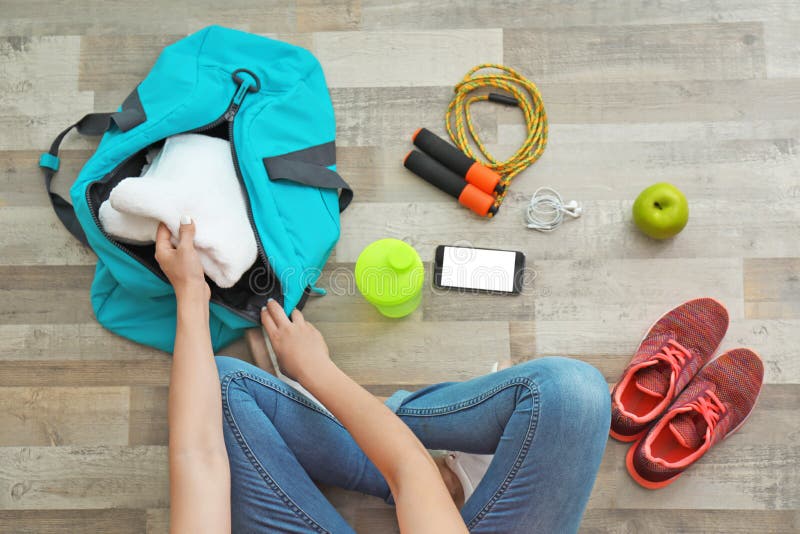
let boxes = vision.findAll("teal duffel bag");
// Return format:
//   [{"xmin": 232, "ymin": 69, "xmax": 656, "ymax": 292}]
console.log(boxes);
[{"xmin": 39, "ymin": 26, "xmax": 352, "ymax": 353}]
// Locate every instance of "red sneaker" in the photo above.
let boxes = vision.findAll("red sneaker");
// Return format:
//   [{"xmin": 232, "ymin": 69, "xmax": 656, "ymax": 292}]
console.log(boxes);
[
  {"xmin": 626, "ymin": 348, "xmax": 764, "ymax": 489},
  {"xmin": 610, "ymin": 298, "xmax": 728, "ymax": 442}
]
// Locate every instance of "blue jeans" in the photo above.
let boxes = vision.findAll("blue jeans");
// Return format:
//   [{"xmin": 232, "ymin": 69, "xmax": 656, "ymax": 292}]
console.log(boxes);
[{"xmin": 216, "ymin": 356, "xmax": 610, "ymax": 533}]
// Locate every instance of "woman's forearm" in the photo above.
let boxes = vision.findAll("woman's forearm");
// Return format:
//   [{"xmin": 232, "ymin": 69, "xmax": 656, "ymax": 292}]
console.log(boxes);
[
  {"xmin": 168, "ymin": 290, "xmax": 230, "ymax": 533},
  {"xmin": 169, "ymin": 292, "xmax": 225, "ymax": 455},
  {"xmin": 300, "ymin": 361, "xmax": 432, "ymax": 488},
  {"xmin": 298, "ymin": 361, "xmax": 466, "ymax": 533}
]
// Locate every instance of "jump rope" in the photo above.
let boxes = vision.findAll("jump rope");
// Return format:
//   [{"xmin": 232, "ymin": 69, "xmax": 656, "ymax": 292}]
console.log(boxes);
[{"xmin": 404, "ymin": 64, "xmax": 580, "ymax": 230}]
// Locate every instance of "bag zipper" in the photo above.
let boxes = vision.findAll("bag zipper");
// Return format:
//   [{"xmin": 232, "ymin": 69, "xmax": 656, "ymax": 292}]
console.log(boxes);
[
  {"xmin": 84, "ymin": 74, "xmax": 277, "ymax": 321},
  {"xmin": 224, "ymin": 78, "xmax": 273, "ymax": 288}
]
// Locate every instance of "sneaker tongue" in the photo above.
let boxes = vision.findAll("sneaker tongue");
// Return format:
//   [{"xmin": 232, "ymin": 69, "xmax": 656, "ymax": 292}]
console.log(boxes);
[
  {"xmin": 633, "ymin": 362, "xmax": 671, "ymax": 398},
  {"xmin": 668, "ymin": 412, "xmax": 707, "ymax": 449}
]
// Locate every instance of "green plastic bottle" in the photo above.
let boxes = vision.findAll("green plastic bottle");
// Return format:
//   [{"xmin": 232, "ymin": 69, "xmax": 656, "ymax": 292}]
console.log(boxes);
[{"xmin": 355, "ymin": 239, "xmax": 424, "ymax": 318}]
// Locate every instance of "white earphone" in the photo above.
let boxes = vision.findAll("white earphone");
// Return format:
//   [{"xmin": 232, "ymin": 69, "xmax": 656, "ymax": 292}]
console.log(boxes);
[{"xmin": 525, "ymin": 187, "xmax": 582, "ymax": 232}]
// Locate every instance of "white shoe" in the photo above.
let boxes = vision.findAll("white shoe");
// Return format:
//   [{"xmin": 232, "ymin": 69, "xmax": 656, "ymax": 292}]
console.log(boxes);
[{"xmin": 445, "ymin": 451, "xmax": 493, "ymax": 502}]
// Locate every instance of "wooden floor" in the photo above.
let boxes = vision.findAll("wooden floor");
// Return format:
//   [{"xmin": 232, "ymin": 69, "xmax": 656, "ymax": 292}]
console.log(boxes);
[{"xmin": 1, "ymin": 1, "xmax": 799, "ymax": 532}]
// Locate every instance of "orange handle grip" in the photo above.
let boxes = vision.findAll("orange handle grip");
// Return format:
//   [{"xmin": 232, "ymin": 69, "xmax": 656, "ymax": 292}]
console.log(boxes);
[
  {"xmin": 413, "ymin": 127, "xmax": 504, "ymax": 195},
  {"xmin": 465, "ymin": 163, "xmax": 504, "ymax": 196},
  {"xmin": 458, "ymin": 184, "xmax": 498, "ymax": 217}
]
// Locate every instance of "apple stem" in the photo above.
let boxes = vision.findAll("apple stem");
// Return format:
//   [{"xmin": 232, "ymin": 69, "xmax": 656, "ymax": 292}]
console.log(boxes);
[{"xmin": 654, "ymin": 201, "xmax": 662, "ymax": 209}]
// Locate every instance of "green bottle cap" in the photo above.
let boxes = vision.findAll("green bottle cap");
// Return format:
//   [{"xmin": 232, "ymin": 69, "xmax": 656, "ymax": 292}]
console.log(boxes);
[{"xmin": 355, "ymin": 239, "xmax": 424, "ymax": 318}]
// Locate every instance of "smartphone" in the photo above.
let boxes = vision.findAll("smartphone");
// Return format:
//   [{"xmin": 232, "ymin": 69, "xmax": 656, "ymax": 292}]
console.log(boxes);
[{"xmin": 433, "ymin": 245, "xmax": 525, "ymax": 294}]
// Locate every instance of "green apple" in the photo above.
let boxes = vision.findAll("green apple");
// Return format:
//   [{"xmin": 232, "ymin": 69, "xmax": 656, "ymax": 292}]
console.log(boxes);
[{"xmin": 632, "ymin": 183, "xmax": 689, "ymax": 240}]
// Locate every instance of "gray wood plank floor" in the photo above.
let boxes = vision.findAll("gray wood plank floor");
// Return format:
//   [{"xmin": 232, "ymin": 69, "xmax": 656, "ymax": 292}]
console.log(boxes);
[{"xmin": 1, "ymin": 1, "xmax": 798, "ymax": 532}]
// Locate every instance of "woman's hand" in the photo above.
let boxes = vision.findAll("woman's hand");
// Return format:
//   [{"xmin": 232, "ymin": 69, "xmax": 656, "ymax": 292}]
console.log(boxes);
[
  {"xmin": 261, "ymin": 299, "xmax": 331, "ymax": 382},
  {"xmin": 155, "ymin": 216, "xmax": 210, "ymax": 302}
]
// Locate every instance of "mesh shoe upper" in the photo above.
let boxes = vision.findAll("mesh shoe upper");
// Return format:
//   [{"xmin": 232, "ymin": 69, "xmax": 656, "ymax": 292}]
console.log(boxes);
[
  {"xmin": 629, "ymin": 348, "xmax": 764, "ymax": 484},
  {"xmin": 610, "ymin": 298, "xmax": 729, "ymax": 439}
]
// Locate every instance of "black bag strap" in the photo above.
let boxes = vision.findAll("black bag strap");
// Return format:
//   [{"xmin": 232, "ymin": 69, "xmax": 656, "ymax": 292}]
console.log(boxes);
[
  {"xmin": 39, "ymin": 113, "xmax": 119, "ymax": 246},
  {"xmin": 263, "ymin": 141, "xmax": 354, "ymax": 212},
  {"xmin": 39, "ymin": 89, "xmax": 147, "ymax": 245}
]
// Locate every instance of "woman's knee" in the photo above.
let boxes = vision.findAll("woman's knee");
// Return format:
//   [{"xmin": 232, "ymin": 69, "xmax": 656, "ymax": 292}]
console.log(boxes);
[
  {"xmin": 512, "ymin": 357, "xmax": 611, "ymax": 432},
  {"xmin": 215, "ymin": 356, "xmax": 284, "ymax": 402},
  {"xmin": 215, "ymin": 357, "xmax": 284, "ymax": 430},
  {"xmin": 215, "ymin": 355, "xmax": 250, "ymax": 380},
  {"xmin": 215, "ymin": 355, "xmax": 278, "ymax": 384}
]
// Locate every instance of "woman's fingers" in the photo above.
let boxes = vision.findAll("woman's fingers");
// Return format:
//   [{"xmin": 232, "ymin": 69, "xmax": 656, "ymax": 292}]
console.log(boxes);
[
  {"xmin": 177, "ymin": 215, "xmax": 195, "ymax": 250},
  {"xmin": 266, "ymin": 298, "xmax": 291, "ymax": 328},
  {"xmin": 290, "ymin": 309, "xmax": 305, "ymax": 325},
  {"xmin": 154, "ymin": 223, "xmax": 174, "ymax": 257}
]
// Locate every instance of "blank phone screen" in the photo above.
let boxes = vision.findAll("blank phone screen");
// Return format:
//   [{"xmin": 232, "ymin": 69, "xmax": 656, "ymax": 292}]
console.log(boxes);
[{"xmin": 439, "ymin": 246, "xmax": 517, "ymax": 292}]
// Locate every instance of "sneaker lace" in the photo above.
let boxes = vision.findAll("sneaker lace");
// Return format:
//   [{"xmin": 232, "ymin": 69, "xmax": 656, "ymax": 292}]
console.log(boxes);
[
  {"xmin": 652, "ymin": 339, "xmax": 693, "ymax": 377},
  {"xmin": 685, "ymin": 389, "xmax": 726, "ymax": 435}
]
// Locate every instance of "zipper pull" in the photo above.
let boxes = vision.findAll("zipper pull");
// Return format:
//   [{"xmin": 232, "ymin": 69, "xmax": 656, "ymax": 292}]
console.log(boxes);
[{"xmin": 225, "ymin": 79, "xmax": 254, "ymax": 121}]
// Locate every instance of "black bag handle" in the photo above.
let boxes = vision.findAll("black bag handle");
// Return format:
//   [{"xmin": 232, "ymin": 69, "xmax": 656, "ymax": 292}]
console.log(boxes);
[
  {"xmin": 39, "ymin": 113, "xmax": 117, "ymax": 246},
  {"xmin": 40, "ymin": 89, "xmax": 147, "ymax": 245},
  {"xmin": 263, "ymin": 141, "xmax": 353, "ymax": 212}
]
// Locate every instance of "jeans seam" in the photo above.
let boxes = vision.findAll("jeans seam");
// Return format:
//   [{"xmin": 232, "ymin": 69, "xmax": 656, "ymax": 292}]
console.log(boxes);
[
  {"xmin": 395, "ymin": 377, "xmax": 541, "ymax": 530},
  {"xmin": 470, "ymin": 379, "xmax": 540, "ymax": 529},
  {"xmin": 394, "ymin": 377, "xmax": 534, "ymax": 417},
  {"xmin": 221, "ymin": 371, "xmax": 331, "ymax": 534},
  {"xmin": 229, "ymin": 369, "xmax": 344, "ymax": 425}
]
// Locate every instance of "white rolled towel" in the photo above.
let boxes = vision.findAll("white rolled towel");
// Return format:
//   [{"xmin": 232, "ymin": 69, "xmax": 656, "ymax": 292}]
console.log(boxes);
[{"xmin": 99, "ymin": 133, "xmax": 257, "ymax": 288}]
